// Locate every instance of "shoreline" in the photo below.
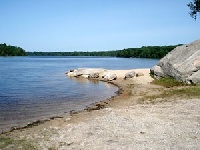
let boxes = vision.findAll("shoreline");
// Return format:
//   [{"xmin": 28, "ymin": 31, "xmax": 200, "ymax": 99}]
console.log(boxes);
[
  {"xmin": 0, "ymin": 68, "xmax": 149, "ymax": 134},
  {"xmin": 0, "ymin": 81, "xmax": 119, "ymax": 134},
  {"xmin": 0, "ymin": 71, "xmax": 124, "ymax": 134},
  {"xmin": 1, "ymin": 68, "xmax": 199, "ymax": 149}
]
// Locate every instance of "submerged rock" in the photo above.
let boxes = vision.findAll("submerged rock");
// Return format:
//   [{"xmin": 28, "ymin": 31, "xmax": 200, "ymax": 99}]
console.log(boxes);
[{"xmin": 151, "ymin": 39, "xmax": 200, "ymax": 84}]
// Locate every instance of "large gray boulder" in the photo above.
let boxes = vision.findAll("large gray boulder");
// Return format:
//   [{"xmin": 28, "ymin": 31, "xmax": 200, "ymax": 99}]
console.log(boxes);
[{"xmin": 151, "ymin": 39, "xmax": 200, "ymax": 84}]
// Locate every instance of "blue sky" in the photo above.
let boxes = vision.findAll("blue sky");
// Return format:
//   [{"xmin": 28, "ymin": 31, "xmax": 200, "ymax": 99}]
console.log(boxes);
[{"xmin": 0, "ymin": 0, "xmax": 199, "ymax": 52}]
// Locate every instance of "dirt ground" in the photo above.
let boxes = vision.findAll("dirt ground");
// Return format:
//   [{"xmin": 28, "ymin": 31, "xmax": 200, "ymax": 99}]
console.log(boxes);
[{"xmin": 1, "ymin": 69, "xmax": 200, "ymax": 150}]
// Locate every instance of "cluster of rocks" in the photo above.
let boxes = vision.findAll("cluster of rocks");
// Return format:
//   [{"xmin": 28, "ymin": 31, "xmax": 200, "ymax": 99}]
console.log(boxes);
[
  {"xmin": 124, "ymin": 71, "xmax": 144, "ymax": 79},
  {"xmin": 66, "ymin": 68, "xmax": 144, "ymax": 81},
  {"xmin": 151, "ymin": 39, "xmax": 200, "ymax": 84},
  {"xmin": 66, "ymin": 68, "xmax": 115, "ymax": 81},
  {"xmin": 66, "ymin": 68, "xmax": 104, "ymax": 78},
  {"xmin": 66, "ymin": 68, "xmax": 105, "ymax": 77}
]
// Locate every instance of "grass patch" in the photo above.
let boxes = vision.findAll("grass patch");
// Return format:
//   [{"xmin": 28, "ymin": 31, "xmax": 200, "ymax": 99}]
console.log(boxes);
[
  {"xmin": 0, "ymin": 137, "xmax": 38, "ymax": 150},
  {"xmin": 0, "ymin": 137, "xmax": 13, "ymax": 149},
  {"xmin": 141, "ymin": 86, "xmax": 200, "ymax": 104},
  {"xmin": 152, "ymin": 77, "xmax": 186, "ymax": 88},
  {"xmin": 169, "ymin": 86, "xmax": 200, "ymax": 97},
  {"xmin": 152, "ymin": 76, "xmax": 200, "ymax": 98},
  {"xmin": 141, "ymin": 75, "xmax": 200, "ymax": 103}
]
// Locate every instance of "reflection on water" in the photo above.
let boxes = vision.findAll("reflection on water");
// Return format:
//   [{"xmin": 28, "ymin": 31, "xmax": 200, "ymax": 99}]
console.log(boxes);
[
  {"xmin": 68, "ymin": 76, "xmax": 94, "ymax": 84},
  {"xmin": 68, "ymin": 76, "xmax": 102, "ymax": 85}
]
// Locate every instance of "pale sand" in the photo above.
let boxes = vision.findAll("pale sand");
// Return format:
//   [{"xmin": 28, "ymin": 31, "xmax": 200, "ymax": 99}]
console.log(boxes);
[
  {"xmin": 1, "ymin": 68, "xmax": 200, "ymax": 150},
  {"xmin": 102, "ymin": 68, "xmax": 153, "ymax": 84}
]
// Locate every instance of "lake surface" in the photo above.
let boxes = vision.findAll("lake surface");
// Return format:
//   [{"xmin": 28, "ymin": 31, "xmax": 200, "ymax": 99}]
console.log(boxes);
[{"xmin": 0, "ymin": 56, "xmax": 158, "ymax": 132}]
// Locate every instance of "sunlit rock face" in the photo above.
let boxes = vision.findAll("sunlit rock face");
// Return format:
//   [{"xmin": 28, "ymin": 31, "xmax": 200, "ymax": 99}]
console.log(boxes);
[{"xmin": 151, "ymin": 39, "xmax": 200, "ymax": 84}]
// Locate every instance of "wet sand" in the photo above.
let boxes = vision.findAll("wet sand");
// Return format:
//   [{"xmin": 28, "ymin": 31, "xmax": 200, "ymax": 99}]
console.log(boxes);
[{"xmin": 1, "ymin": 68, "xmax": 200, "ymax": 150}]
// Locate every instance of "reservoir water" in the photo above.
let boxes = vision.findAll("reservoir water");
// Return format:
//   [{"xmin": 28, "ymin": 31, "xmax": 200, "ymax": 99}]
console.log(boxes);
[{"xmin": 0, "ymin": 56, "xmax": 158, "ymax": 132}]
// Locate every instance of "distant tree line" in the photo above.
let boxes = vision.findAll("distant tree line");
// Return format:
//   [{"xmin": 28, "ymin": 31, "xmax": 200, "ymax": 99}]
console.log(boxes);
[
  {"xmin": 26, "ymin": 51, "xmax": 117, "ymax": 57},
  {"xmin": 0, "ymin": 43, "xmax": 27, "ymax": 56},
  {"xmin": 27, "ymin": 45, "xmax": 181, "ymax": 59},
  {"xmin": 0, "ymin": 43, "xmax": 181, "ymax": 59},
  {"xmin": 115, "ymin": 45, "xmax": 181, "ymax": 58}
]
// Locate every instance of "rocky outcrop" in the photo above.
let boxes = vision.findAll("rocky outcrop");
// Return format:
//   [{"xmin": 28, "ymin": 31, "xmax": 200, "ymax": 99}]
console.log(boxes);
[{"xmin": 151, "ymin": 39, "xmax": 200, "ymax": 84}]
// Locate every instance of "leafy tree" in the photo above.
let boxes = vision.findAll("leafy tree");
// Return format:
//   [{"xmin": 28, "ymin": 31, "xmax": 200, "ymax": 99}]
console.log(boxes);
[
  {"xmin": 188, "ymin": 0, "xmax": 200, "ymax": 20},
  {"xmin": 0, "ymin": 44, "xmax": 26, "ymax": 56}
]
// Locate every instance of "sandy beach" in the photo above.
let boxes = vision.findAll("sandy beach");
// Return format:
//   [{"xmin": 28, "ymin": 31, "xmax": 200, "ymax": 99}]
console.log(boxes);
[{"xmin": 1, "ymin": 68, "xmax": 200, "ymax": 150}]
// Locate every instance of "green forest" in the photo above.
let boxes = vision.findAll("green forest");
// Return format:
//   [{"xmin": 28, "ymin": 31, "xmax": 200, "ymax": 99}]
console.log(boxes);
[
  {"xmin": 0, "ymin": 43, "xmax": 27, "ymax": 56},
  {"xmin": 0, "ymin": 43, "xmax": 181, "ymax": 59},
  {"xmin": 27, "ymin": 45, "xmax": 180, "ymax": 59}
]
